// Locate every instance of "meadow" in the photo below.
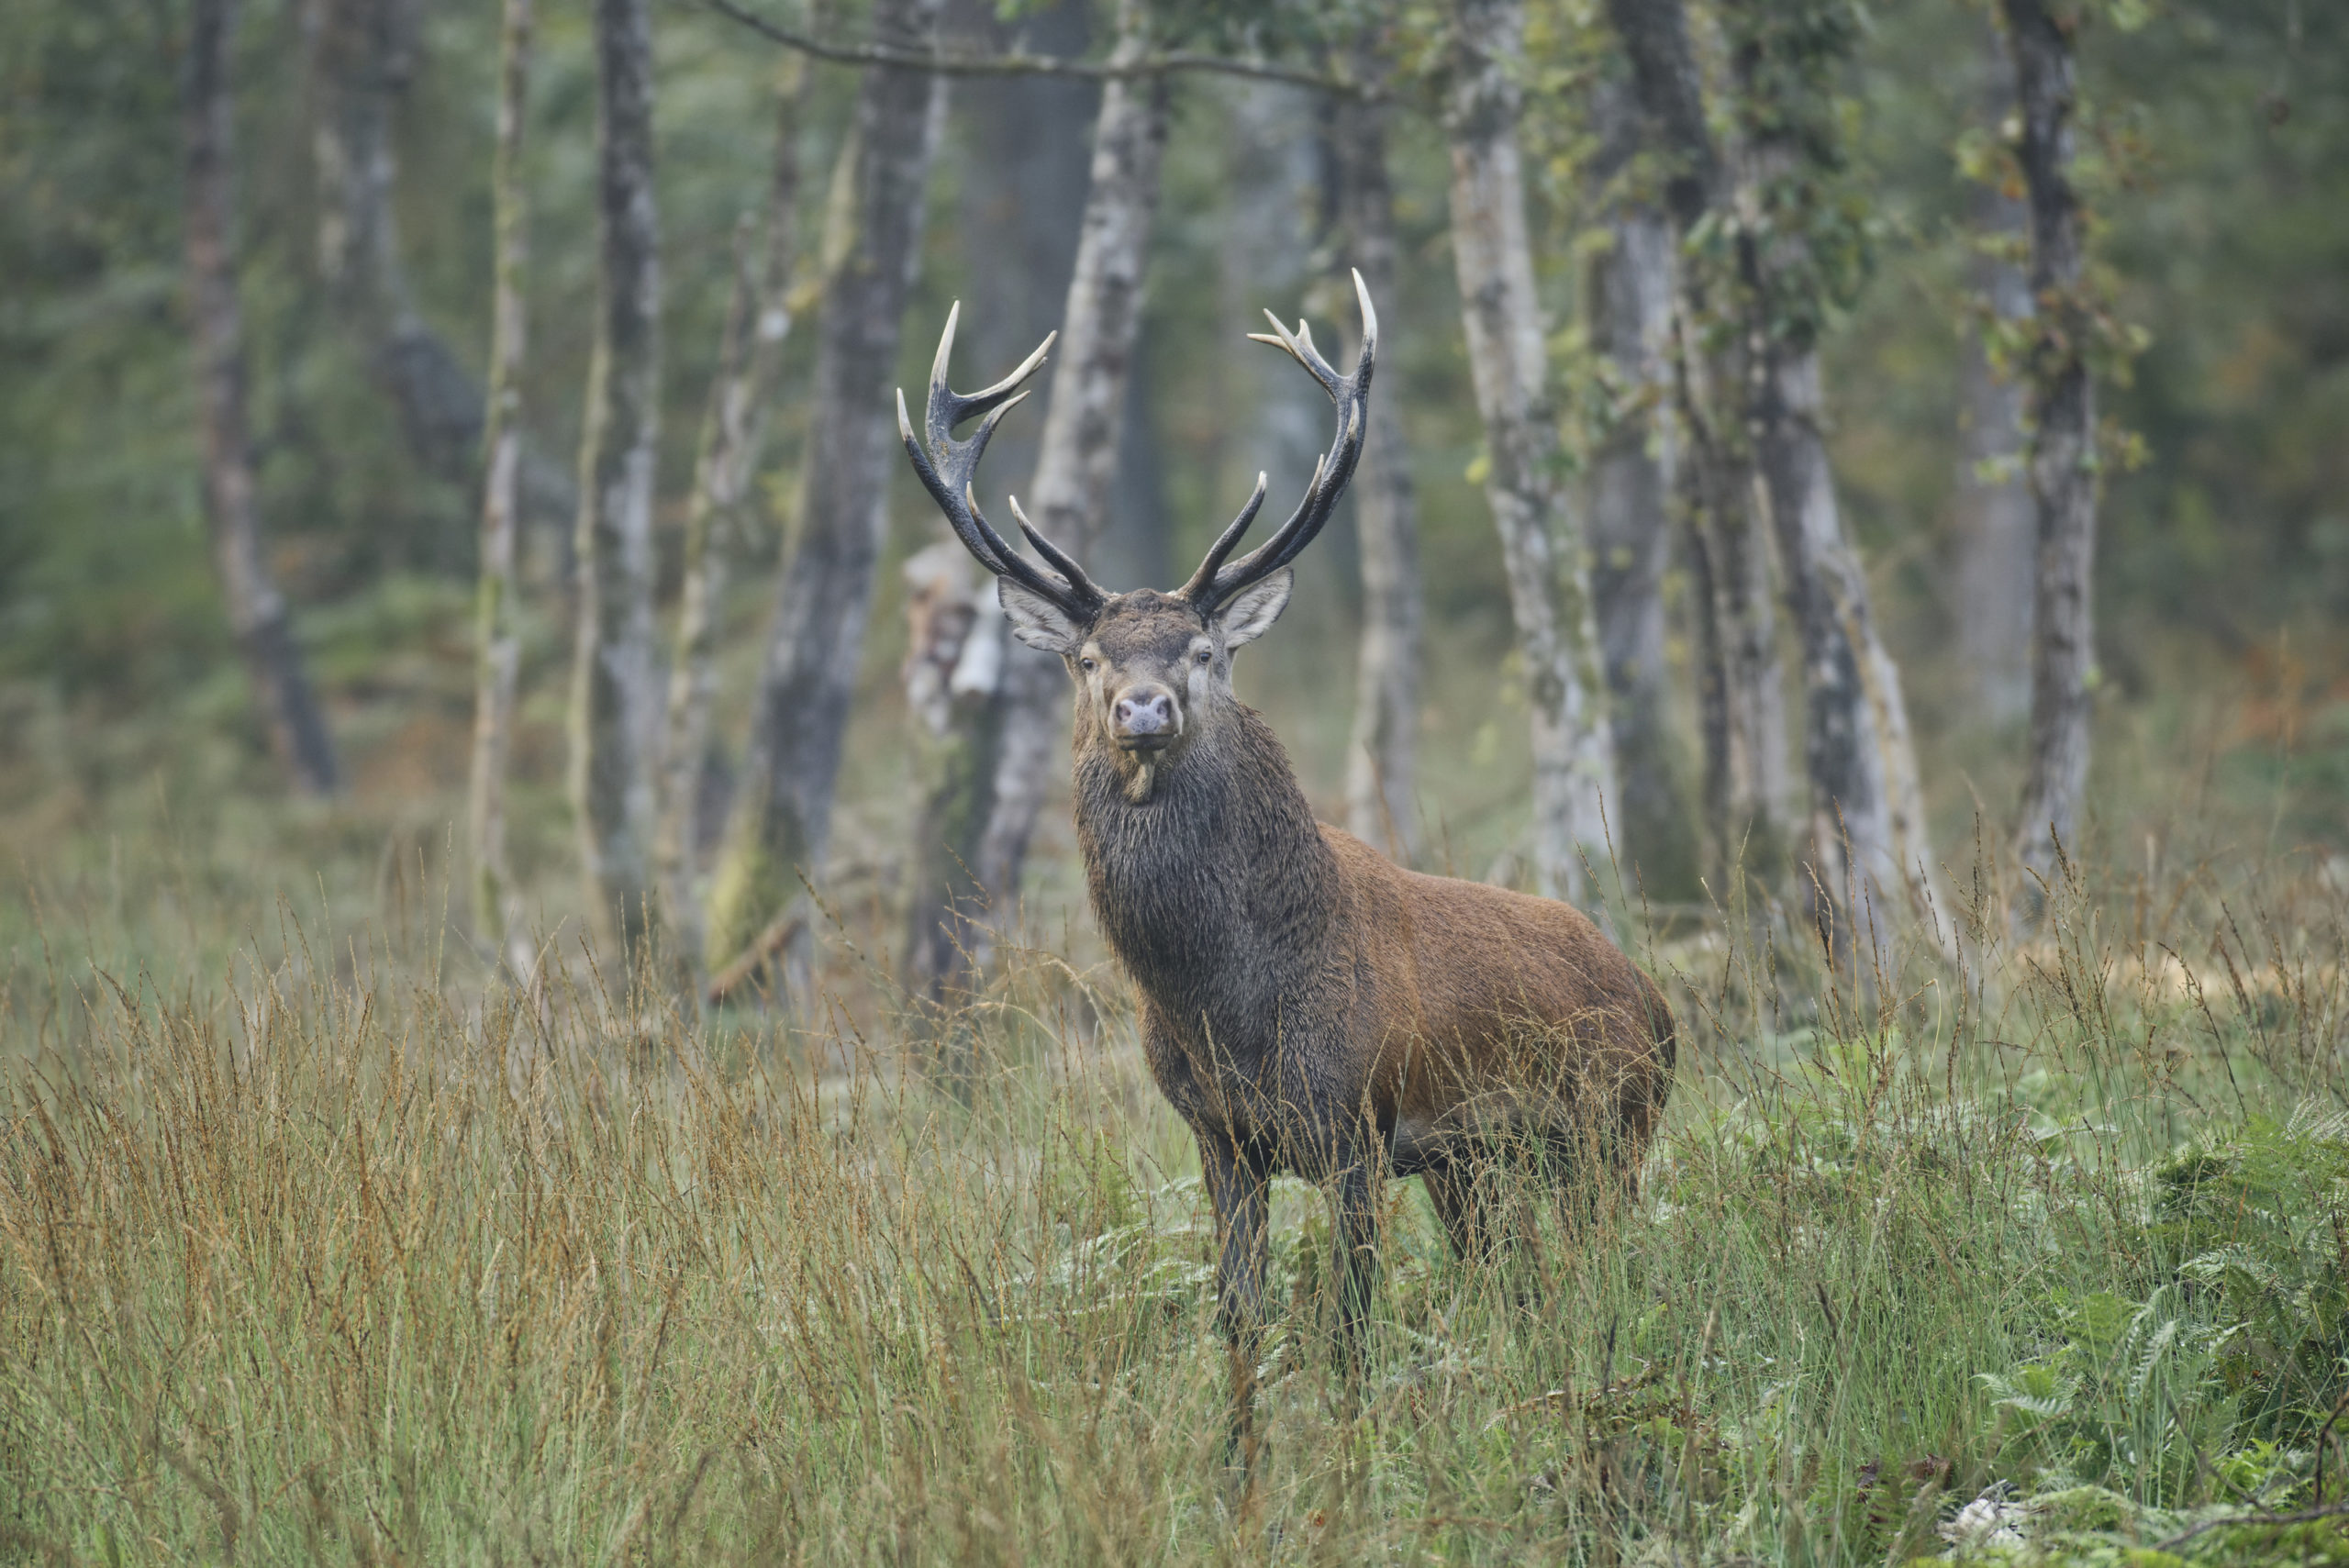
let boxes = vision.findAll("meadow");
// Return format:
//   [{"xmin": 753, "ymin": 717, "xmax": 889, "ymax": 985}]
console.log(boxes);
[{"xmin": 3, "ymin": 760, "xmax": 2345, "ymax": 1565}]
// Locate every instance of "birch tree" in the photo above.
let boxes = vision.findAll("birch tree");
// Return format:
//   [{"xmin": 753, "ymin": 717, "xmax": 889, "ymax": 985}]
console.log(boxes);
[
  {"xmin": 902, "ymin": 0, "xmax": 1097, "ymax": 1011},
  {"xmin": 569, "ymin": 0, "xmax": 662, "ymax": 962},
  {"xmin": 1330, "ymin": 61, "xmax": 1425, "ymax": 863},
  {"xmin": 306, "ymin": 0, "xmax": 573, "ymax": 538},
  {"xmin": 2001, "ymin": 0, "xmax": 2101, "ymax": 890},
  {"xmin": 1444, "ymin": 0, "xmax": 1613, "ymax": 904},
  {"xmin": 707, "ymin": 0, "xmax": 945, "ymax": 994},
  {"xmin": 1606, "ymin": 0, "xmax": 1791, "ymax": 889},
  {"xmin": 1586, "ymin": 72, "xmax": 1694, "ymax": 896},
  {"xmin": 656, "ymin": 58, "xmax": 809, "ymax": 976},
  {"xmin": 1954, "ymin": 20, "xmax": 2036, "ymax": 728},
  {"xmin": 469, "ymin": 0, "xmax": 530, "ymax": 950},
  {"xmin": 184, "ymin": 0, "xmax": 339, "ymax": 796},
  {"xmin": 1609, "ymin": 0, "xmax": 1938, "ymax": 938},
  {"xmin": 960, "ymin": 0, "xmax": 1171, "ymax": 974},
  {"xmin": 1718, "ymin": 0, "xmax": 1941, "ymax": 939}
]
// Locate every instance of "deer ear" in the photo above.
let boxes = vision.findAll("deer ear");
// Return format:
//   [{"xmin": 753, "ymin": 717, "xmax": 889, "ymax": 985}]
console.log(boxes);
[
  {"xmin": 997, "ymin": 577, "xmax": 1083, "ymax": 654},
  {"xmin": 1215, "ymin": 568, "xmax": 1293, "ymax": 649}
]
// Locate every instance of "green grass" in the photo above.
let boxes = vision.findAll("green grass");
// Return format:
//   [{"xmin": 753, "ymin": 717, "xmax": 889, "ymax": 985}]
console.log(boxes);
[{"xmin": 2, "ymin": 811, "xmax": 2348, "ymax": 1564}]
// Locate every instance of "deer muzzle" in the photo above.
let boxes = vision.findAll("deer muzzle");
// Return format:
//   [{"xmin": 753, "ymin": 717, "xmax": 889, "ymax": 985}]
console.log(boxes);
[{"xmin": 1111, "ymin": 685, "xmax": 1178, "ymax": 751}]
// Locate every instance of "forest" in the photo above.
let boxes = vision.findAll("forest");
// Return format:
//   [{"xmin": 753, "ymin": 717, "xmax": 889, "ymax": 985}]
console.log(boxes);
[{"xmin": 2, "ymin": 0, "xmax": 2347, "ymax": 1561}]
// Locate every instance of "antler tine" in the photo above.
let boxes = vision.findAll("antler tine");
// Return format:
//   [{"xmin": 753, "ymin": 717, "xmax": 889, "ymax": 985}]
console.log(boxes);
[
  {"xmin": 897, "ymin": 387, "xmax": 1017, "ymax": 579},
  {"xmin": 924, "ymin": 307, "xmax": 1057, "ymax": 452},
  {"xmin": 900, "ymin": 307, "xmax": 1102, "ymax": 617},
  {"xmin": 1244, "ymin": 311, "xmax": 1344, "ymax": 401},
  {"xmin": 1184, "ymin": 272, "xmax": 1378, "ymax": 613},
  {"xmin": 1175, "ymin": 472, "xmax": 1269, "ymax": 603},
  {"xmin": 1007, "ymin": 495, "xmax": 1107, "ymax": 604}
]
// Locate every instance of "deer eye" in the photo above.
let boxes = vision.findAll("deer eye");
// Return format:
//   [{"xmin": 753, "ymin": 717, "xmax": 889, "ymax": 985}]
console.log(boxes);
[
  {"xmin": 1078, "ymin": 657, "xmax": 1097, "ymax": 673},
  {"xmin": 1195, "ymin": 648, "xmax": 1212, "ymax": 665}
]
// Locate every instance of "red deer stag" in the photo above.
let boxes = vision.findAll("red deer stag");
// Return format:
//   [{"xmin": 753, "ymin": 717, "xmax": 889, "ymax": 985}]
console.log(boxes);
[{"xmin": 897, "ymin": 273, "xmax": 1675, "ymax": 1462}]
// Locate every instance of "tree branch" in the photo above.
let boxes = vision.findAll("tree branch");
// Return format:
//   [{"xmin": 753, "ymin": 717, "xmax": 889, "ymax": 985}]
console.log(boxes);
[{"xmin": 691, "ymin": 0, "xmax": 1367, "ymax": 96}]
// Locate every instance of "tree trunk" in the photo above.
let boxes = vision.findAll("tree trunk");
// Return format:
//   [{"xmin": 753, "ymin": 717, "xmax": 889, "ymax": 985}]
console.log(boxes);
[
  {"xmin": 569, "ymin": 0, "xmax": 662, "ymax": 963},
  {"xmin": 2002, "ymin": 0, "xmax": 2098, "ymax": 890},
  {"xmin": 657, "ymin": 60, "xmax": 807, "ymax": 977},
  {"xmin": 900, "ymin": 543, "xmax": 1003, "ymax": 1016},
  {"xmin": 957, "ymin": 0, "xmax": 1171, "ymax": 977},
  {"xmin": 706, "ymin": 0, "xmax": 945, "ymax": 993},
  {"xmin": 1723, "ymin": 0, "xmax": 1942, "ymax": 943},
  {"xmin": 1679, "ymin": 339, "xmax": 1793, "ymax": 886},
  {"xmin": 1443, "ymin": 0, "xmax": 1613, "ymax": 905},
  {"xmin": 1331, "ymin": 80, "xmax": 1425, "ymax": 864},
  {"xmin": 469, "ymin": 0, "xmax": 530, "ymax": 949},
  {"xmin": 900, "ymin": 0, "xmax": 1097, "ymax": 1010},
  {"xmin": 1586, "ymin": 76, "xmax": 1695, "ymax": 899},
  {"xmin": 1954, "ymin": 28, "xmax": 2035, "ymax": 729},
  {"xmin": 184, "ymin": 0, "xmax": 339, "ymax": 796},
  {"xmin": 306, "ymin": 0, "xmax": 573, "ymax": 544},
  {"xmin": 1607, "ymin": 0, "xmax": 1792, "ymax": 893}
]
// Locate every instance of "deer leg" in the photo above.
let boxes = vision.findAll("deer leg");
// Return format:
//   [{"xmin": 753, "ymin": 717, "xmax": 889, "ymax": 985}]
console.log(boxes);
[
  {"xmin": 1330, "ymin": 1151, "xmax": 1382, "ymax": 1389},
  {"xmin": 1422, "ymin": 1156, "xmax": 1493, "ymax": 1264},
  {"xmin": 1199, "ymin": 1129, "xmax": 1269, "ymax": 1486}
]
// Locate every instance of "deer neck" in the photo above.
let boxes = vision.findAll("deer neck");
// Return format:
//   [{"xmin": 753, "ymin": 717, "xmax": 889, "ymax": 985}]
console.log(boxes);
[{"xmin": 1071, "ymin": 703, "xmax": 1339, "ymax": 1014}]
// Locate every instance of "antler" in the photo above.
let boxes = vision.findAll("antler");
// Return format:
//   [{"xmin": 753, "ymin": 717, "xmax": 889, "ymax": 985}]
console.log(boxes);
[
  {"xmin": 1179, "ymin": 270, "xmax": 1377, "ymax": 613},
  {"xmin": 896, "ymin": 305, "xmax": 1106, "ymax": 620}
]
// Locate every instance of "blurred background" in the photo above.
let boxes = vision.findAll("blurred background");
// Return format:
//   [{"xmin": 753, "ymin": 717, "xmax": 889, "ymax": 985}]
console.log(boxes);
[{"xmin": 2, "ymin": 0, "xmax": 2343, "ymax": 1002}]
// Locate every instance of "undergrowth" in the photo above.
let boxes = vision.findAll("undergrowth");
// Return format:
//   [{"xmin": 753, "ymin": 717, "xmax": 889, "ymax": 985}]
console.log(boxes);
[{"xmin": 1, "ymin": 830, "xmax": 2346, "ymax": 1565}]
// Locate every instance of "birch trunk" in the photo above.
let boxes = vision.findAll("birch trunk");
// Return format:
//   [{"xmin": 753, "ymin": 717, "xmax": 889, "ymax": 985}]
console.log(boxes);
[
  {"xmin": 901, "ymin": 0, "xmax": 1096, "ymax": 1010},
  {"xmin": 469, "ymin": 0, "xmax": 530, "ymax": 948},
  {"xmin": 569, "ymin": 0, "xmax": 662, "ymax": 963},
  {"xmin": 657, "ymin": 61, "xmax": 807, "ymax": 974},
  {"xmin": 1606, "ymin": 0, "xmax": 1792, "ymax": 890},
  {"xmin": 184, "ymin": 0, "xmax": 339, "ymax": 796},
  {"xmin": 2002, "ymin": 0, "xmax": 2099, "ymax": 889},
  {"xmin": 901, "ymin": 545, "xmax": 1003, "ymax": 1014},
  {"xmin": 962, "ymin": 0, "xmax": 1171, "ymax": 973},
  {"xmin": 1444, "ymin": 0, "xmax": 1613, "ymax": 904},
  {"xmin": 306, "ymin": 0, "xmax": 573, "ymax": 539},
  {"xmin": 706, "ymin": 0, "xmax": 945, "ymax": 991},
  {"xmin": 1954, "ymin": 31, "xmax": 2036, "ymax": 728},
  {"xmin": 1724, "ymin": 0, "xmax": 1943, "ymax": 943},
  {"xmin": 1586, "ymin": 76, "xmax": 1694, "ymax": 897},
  {"xmin": 1332, "ymin": 83, "xmax": 1425, "ymax": 864}
]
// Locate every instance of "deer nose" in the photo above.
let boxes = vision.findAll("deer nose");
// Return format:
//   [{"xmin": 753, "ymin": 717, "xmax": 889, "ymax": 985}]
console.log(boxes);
[{"xmin": 1113, "ymin": 687, "xmax": 1174, "ymax": 739}]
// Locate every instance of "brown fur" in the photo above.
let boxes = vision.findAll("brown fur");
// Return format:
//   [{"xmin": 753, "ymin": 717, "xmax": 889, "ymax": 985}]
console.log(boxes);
[
  {"xmin": 1009, "ymin": 584, "xmax": 1675, "ymax": 1464},
  {"xmin": 902, "ymin": 288, "xmax": 1671, "ymax": 1476}
]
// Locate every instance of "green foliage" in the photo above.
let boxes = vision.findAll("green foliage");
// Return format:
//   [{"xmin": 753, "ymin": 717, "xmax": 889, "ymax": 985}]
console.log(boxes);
[
  {"xmin": 3, "ymin": 731, "xmax": 2347, "ymax": 1560},
  {"xmin": 1714, "ymin": 0, "xmax": 1881, "ymax": 350},
  {"xmin": 2161, "ymin": 1110, "xmax": 2349, "ymax": 1445}
]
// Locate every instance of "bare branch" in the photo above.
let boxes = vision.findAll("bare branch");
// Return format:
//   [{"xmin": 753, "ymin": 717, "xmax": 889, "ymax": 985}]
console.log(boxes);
[{"xmin": 692, "ymin": 0, "xmax": 1368, "ymax": 96}]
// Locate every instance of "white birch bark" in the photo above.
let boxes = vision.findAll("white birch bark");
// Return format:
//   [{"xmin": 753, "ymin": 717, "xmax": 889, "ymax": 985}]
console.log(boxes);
[
  {"xmin": 1332, "ymin": 77, "xmax": 1425, "ymax": 863},
  {"xmin": 656, "ymin": 60, "xmax": 807, "ymax": 975},
  {"xmin": 1954, "ymin": 31, "xmax": 2037, "ymax": 732},
  {"xmin": 1586, "ymin": 76, "xmax": 1694, "ymax": 896},
  {"xmin": 964, "ymin": 0, "xmax": 1171, "ymax": 965},
  {"xmin": 1443, "ymin": 0, "xmax": 1613, "ymax": 903},
  {"xmin": 469, "ymin": 0, "xmax": 530, "ymax": 949},
  {"xmin": 568, "ymin": 0, "xmax": 662, "ymax": 962},
  {"xmin": 2002, "ymin": 0, "xmax": 2099, "ymax": 891}
]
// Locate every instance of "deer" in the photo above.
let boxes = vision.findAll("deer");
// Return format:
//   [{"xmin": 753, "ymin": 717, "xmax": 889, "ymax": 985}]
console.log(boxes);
[{"xmin": 897, "ymin": 272, "xmax": 1675, "ymax": 1469}]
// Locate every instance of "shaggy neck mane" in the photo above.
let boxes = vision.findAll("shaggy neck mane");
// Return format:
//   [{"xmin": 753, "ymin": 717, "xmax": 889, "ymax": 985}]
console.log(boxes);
[{"xmin": 1069, "ymin": 697, "xmax": 1339, "ymax": 1024}]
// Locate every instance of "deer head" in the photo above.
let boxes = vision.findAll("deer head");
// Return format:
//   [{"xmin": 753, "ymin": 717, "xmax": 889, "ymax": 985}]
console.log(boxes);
[{"xmin": 898, "ymin": 274, "xmax": 1376, "ymax": 799}]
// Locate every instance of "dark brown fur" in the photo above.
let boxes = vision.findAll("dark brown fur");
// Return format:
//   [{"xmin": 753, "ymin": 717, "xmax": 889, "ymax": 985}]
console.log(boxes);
[
  {"xmin": 1029, "ymin": 586, "xmax": 1675, "ymax": 1464},
  {"xmin": 899, "ymin": 287, "xmax": 1673, "ymax": 1475}
]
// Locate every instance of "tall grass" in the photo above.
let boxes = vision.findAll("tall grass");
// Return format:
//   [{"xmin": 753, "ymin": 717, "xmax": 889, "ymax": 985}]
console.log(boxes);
[{"xmin": 2, "ymin": 828, "xmax": 2346, "ymax": 1564}]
